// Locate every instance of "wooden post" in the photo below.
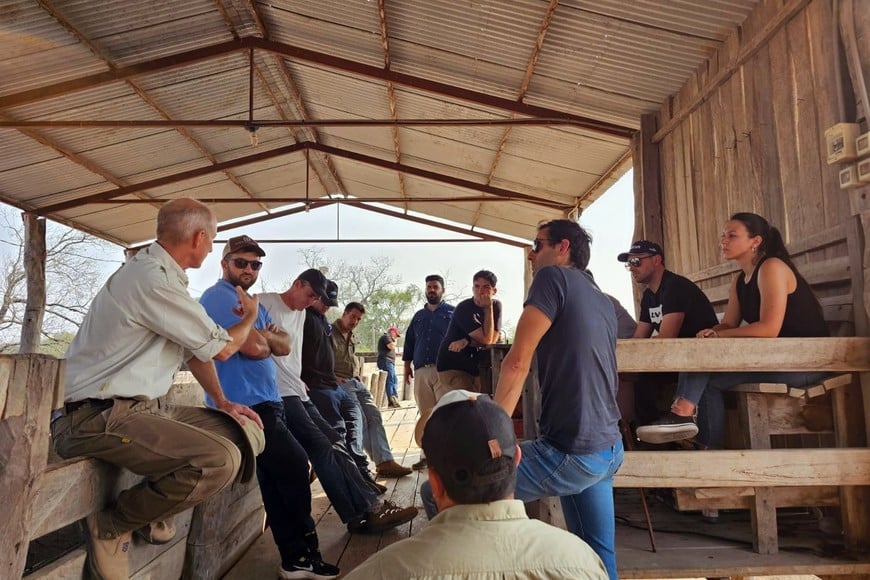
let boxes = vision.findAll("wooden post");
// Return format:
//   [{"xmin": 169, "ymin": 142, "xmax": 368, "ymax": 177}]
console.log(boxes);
[
  {"xmin": 0, "ymin": 355, "xmax": 64, "ymax": 577},
  {"xmin": 632, "ymin": 113, "xmax": 663, "ymax": 247},
  {"xmin": 18, "ymin": 213, "xmax": 46, "ymax": 354}
]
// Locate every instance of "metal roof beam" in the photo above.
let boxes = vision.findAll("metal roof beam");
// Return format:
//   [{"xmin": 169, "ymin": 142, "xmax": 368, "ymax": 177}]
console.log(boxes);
[
  {"xmin": 308, "ymin": 142, "xmax": 571, "ymax": 211},
  {"xmin": 251, "ymin": 38, "xmax": 634, "ymax": 140}
]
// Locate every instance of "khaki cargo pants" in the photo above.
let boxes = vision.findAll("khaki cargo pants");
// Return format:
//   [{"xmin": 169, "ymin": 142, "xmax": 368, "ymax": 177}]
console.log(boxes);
[{"xmin": 51, "ymin": 398, "xmax": 248, "ymax": 538}]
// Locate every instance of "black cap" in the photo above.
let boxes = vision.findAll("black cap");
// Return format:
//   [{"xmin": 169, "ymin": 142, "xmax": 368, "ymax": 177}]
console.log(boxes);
[
  {"xmin": 617, "ymin": 240, "xmax": 664, "ymax": 262},
  {"xmin": 422, "ymin": 390, "xmax": 517, "ymax": 490},
  {"xmin": 297, "ymin": 268, "xmax": 329, "ymax": 303},
  {"xmin": 223, "ymin": 235, "xmax": 266, "ymax": 258},
  {"xmin": 324, "ymin": 279, "xmax": 339, "ymax": 307}
]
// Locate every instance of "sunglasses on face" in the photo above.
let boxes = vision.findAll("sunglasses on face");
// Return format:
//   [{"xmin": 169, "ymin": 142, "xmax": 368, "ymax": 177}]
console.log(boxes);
[
  {"xmin": 531, "ymin": 238, "xmax": 554, "ymax": 253},
  {"xmin": 228, "ymin": 257, "xmax": 263, "ymax": 271},
  {"xmin": 624, "ymin": 256, "xmax": 653, "ymax": 268}
]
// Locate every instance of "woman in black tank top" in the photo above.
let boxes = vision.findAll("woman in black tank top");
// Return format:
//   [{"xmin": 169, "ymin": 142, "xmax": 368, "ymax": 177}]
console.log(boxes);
[{"xmin": 637, "ymin": 213, "xmax": 830, "ymax": 452}]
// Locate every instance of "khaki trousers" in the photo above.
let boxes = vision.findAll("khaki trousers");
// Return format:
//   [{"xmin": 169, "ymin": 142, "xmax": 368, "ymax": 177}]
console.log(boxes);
[
  {"xmin": 436, "ymin": 369, "xmax": 481, "ymax": 398},
  {"xmin": 51, "ymin": 398, "xmax": 246, "ymax": 538}
]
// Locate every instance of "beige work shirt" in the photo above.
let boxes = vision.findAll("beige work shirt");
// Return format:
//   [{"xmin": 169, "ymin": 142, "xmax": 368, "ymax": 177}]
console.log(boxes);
[
  {"xmin": 64, "ymin": 242, "xmax": 230, "ymax": 401},
  {"xmin": 343, "ymin": 499, "xmax": 608, "ymax": 580},
  {"xmin": 331, "ymin": 317, "xmax": 362, "ymax": 379}
]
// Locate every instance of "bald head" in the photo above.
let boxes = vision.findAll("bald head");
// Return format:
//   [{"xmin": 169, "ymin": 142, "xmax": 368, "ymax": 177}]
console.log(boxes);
[{"xmin": 157, "ymin": 198, "xmax": 216, "ymax": 246}]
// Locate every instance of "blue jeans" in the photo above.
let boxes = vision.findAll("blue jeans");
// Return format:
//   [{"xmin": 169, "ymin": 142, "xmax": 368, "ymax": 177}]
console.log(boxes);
[
  {"xmin": 420, "ymin": 438, "xmax": 624, "ymax": 580},
  {"xmin": 309, "ymin": 387, "xmax": 369, "ymax": 472},
  {"xmin": 281, "ymin": 396, "xmax": 378, "ymax": 522},
  {"xmin": 378, "ymin": 361, "xmax": 398, "ymax": 399},
  {"xmin": 339, "ymin": 378, "xmax": 394, "ymax": 465},
  {"xmin": 676, "ymin": 371, "xmax": 832, "ymax": 448},
  {"xmin": 250, "ymin": 401, "xmax": 318, "ymax": 565}
]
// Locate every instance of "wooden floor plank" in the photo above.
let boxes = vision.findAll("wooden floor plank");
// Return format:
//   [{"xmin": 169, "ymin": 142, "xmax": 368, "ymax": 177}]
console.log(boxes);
[{"xmin": 224, "ymin": 402, "xmax": 870, "ymax": 579}]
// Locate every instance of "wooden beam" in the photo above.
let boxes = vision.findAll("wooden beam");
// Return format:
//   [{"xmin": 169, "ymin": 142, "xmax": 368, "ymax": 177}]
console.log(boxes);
[
  {"xmin": 614, "ymin": 448, "xmax": 870, "ymax": 488},
  {"xmin": 632, "ymin": 113, "xmax": 663, "ymax": 245},
  {"xmin": 18, "ymin": 214, "xmax": 46, "ymax": 354},
  {"xmin": 653, "ymin": 0, "xmax": 812, "ymax": 143},
  {"xmin": 615, "ymin": 337, "xmax": 870, "ymax": 373}
]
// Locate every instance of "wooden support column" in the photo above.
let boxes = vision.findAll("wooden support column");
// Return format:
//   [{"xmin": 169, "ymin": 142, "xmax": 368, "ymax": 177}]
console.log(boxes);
[
  {"xmin": 0, "ymin": 355, "xmax": 64, "ymax": 577},
  {"xmin": 631, "ymin": 114, "xmax": 663, "ymax": 246},
  {"xmin": 18, "ymin": 213, "xmax": 46, "ymax": 354}
]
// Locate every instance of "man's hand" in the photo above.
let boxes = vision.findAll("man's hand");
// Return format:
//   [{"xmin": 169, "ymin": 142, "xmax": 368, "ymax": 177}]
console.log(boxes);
[
  {"xmin": 404, "ymin": 364, "xmax": 414, "ymax": 385},
  {"xmin": 448, "ymin": 338, "xmax": 469, "ymax": 352},
  {"xmin": 217, "ymin": 399, "xmax": 264, "ymax": 429},
  {"xmin": 232, "ymin": 286, "xmax": 259, "ymax": 320},
  {"xmin": 472, "ymin": 293, "xmax": 494, "ymax": 308}
]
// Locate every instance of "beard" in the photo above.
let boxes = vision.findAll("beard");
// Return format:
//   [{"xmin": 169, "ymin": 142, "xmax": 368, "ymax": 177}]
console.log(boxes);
[
  {"xmin": 426, "ymin": 293, "xmax": 441, "ymax": 305},
  {"xmin": 226, "ymin": 272, "xmax": 255, "ymax": 291}
]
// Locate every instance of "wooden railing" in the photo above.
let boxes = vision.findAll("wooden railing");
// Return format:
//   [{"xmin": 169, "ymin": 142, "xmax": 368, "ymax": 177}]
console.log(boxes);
[{"xmin": 1, "ymin": 361, "xmax": 264, "ymax": 580}]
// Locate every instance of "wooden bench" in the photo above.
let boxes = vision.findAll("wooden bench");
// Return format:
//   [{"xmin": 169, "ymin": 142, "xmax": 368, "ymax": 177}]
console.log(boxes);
[
  {"xmin": 0, "ymin": 359, "xmax": 265, "ymax": 579},
  {"xmin": 616, "ymin": 337, "xmax": 870, "ymax": 555}
]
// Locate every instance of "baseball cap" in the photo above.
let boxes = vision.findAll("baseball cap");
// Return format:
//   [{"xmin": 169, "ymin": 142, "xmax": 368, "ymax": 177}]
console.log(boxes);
[
  {"xmin": 214, "ymin": 409, "xmax": 265, "ymax": 484},
  {"xmin": 617, "ymin": 240, "xmax": 664, "ymax": 262},
  {"xmin": 222, "ymin": 235, "xmax": 266, "ymax": 258},
  {"xmin": 324, "ymin": 279, "xmax": 339, "ymax": 307},
  {"xmin": 422, "ymin": 390, "xmax": 517, "ymax": 489},
  {"xmin": 297, "ymin": 268, "xmax": 329, "ymax": 303},
  {"xmin": 388, "ymin": 325, "xmax": 401, "ymax": 337}
]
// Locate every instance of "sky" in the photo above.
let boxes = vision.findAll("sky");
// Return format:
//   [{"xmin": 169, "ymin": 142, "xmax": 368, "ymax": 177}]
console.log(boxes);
[
  {"xmin": 1, "ymin": 170, "xmax": 638, "ymax": 337},
  {"xmin": 184, "ymin": 170, "xmax": 638, "ymax": 330}
]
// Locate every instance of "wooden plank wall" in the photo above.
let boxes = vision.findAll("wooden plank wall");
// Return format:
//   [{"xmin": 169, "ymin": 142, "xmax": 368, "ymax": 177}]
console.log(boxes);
[{"xmin": 654, "ymin": 0, "xmax": 859, "ymax": 281}]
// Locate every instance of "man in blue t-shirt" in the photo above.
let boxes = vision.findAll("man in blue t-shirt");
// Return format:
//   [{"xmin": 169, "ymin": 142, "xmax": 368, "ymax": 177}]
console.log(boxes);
[
  {"xmin": 435, "ymin": 270, "xmax": 502, "ymax": 393},
  {"xmin": 493, "ymin": 220, "xmax": 623, "ymax": 580},
  {"xmin": 200, "ymin": 235, "xmax": 339, "ymax": 579}
]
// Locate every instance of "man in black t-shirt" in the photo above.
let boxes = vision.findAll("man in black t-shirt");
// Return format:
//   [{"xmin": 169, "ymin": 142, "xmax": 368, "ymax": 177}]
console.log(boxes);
[
  {"xmin": 435, "ymin": 270, "xmax": 502, "ymax": 395},
  {"xmin": 618, "ymin": 240, "xmax": 718, "ymax": 424}
]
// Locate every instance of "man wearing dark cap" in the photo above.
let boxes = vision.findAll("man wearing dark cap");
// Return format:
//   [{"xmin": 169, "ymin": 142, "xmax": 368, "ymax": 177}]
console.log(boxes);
[
  {"xmin": 345, "ymin": 390, "xmax": 607, "ymax": 579},
  {"xmin": 377, "ymin": 325, "xmax": 402, "ymax": 407},
  {"xmin": 617, "ymin": 240, "xmax": 718, "ymax": 426},
  {"xmin": 201, "ymin": 239, "xmax": 340, "ymax": 578}
]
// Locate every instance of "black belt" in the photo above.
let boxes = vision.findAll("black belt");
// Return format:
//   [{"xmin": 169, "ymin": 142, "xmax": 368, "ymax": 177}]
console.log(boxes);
[{"xmin": 65, "ymin": 398, "xmax": 115, "ymax": 413}]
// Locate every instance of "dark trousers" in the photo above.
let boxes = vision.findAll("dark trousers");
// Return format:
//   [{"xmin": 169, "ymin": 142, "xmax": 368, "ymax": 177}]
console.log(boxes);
[
  {"xmin": 309, "ymin": 387, "xmax": 369, "ymax": 472},
  {"xmin": 252, "ymin": 401, "xmax": 318, "ymax": 566},
  {"xmin": 281, "ymin": 396, "xmax": 378, "ymax": 522}
]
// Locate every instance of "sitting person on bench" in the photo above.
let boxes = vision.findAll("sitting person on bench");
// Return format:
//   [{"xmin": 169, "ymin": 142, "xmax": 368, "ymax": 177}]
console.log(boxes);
[{"xmin": 637, "ymin": 212, "xmax": 831, "ymax": 448}]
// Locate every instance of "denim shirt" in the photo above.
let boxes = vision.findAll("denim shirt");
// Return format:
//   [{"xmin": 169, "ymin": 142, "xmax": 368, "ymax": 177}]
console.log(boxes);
[{"xmin": 402, "ymin": 301, "xmax": 455, "ymax": 367}]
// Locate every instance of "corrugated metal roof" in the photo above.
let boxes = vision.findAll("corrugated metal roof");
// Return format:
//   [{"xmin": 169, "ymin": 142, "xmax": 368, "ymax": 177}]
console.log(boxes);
[{"xmin": 0, "ymin": 0, "xmax": 761, "ymax": 246}]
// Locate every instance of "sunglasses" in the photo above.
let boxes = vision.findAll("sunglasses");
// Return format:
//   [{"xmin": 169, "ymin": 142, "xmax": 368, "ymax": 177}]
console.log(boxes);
[
  {"xmin": 531, "ymin": 238, "xmax": 554, "ymax": 253},
  {"xmin": 228, "ymin": 257, "xmax": 263, "ymax": 271},
  {"xmin": 624, "ymin": 256, "xmax": 653, "ymax": 268}
]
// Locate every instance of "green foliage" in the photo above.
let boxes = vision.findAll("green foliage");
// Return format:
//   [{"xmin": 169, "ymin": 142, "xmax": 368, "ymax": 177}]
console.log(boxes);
[{"xmin": 348, "ymin": 284, "xmax": 423, "ymax": 351}]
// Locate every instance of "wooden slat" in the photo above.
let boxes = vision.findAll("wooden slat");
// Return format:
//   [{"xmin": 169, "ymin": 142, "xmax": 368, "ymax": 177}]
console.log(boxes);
[
  {"xmin": 614, "ymin": 448, "xmax": 870, "ymax": 488},
  {"xmin": 616, "ymin": 337, "xmax": 870, "ymax": 373},
  {"xmin": 673, "ymin": 485, "xmax": 840, "ymax": 510},
  {"xmin": 730, "ymin": 382, "xmax": 789, "ymax": 394}
]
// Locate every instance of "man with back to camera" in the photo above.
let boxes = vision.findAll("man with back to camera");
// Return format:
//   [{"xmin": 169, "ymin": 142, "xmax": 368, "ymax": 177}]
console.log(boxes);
[
  {"xmin": 618, "ymin": 240, "xmax": 718, "ymax": 426},
  {"xmin": 494, "ymin": 219, "xmax": 623, "ymax": 580},
  {"xmin": 52, "ymin": 199, "xmax": 264, "ymax": 580},
  {"xmin": 200, "ymin": 236, "xmax": 340, "ymax": 579},
  {"xmin": 402, "ymin": 274, "xmax": 455, "ymax": 470},
  {"xmin": 435, "ymin": 270, "xmax": 502, "ymax": 393},
  {"xmin": 377, "ymin": 325, "xmax": 402, "ymax": 407},
  {"xmin": 332, "ymin": 301, "xmax": 413, "ymax": 478},
  {"xmin": 344, "ymin": 389, "xmax": 607, "ymax": 580}
]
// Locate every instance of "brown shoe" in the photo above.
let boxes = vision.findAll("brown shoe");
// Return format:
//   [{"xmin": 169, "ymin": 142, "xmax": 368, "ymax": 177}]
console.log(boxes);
[
  {"xmin": 376, "ymin": 460, "xmax": 412, "ymax": 478},
  {"xmin": 85, "ymin": 513, "xmax": 132, "ymax": 580},
  {"xmin": 134, "ymin": 518, "xmax": 176, "ymax": 545},
  {"xmin": 412, "ymin": 457, "xmax": 427, "ymax": 470},
  {"xmin": 348, "ymin": 501, "xmax": 418, "ymax": 534},
  {"xmin": 388, "ymin": 396, "xmax": 401, "ymax": 408}
]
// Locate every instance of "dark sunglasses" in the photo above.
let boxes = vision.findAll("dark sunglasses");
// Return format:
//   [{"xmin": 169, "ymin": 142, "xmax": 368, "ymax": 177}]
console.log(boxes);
[
  {"xmin": 531, "ymin": 238, "xmax": 554, "ymax": 253},
  {"xmin": 624, "ymin": 256, "xmax": 652, "ymax": 268},
  {"xmin": 228, "ymin": 257, "xmax": 263, "ymax": 271}
]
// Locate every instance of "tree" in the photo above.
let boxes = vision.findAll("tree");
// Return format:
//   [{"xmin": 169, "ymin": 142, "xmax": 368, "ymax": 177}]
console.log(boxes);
[
  {"xmin": 296, "ymin": 248, "xmax": 425, "ymax": 351},
  {"xmin": 0, "ymin": 207, "xmax": 115, "ymax": 350}
]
